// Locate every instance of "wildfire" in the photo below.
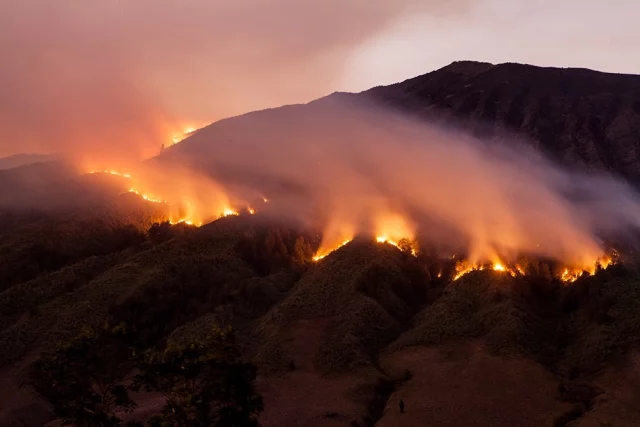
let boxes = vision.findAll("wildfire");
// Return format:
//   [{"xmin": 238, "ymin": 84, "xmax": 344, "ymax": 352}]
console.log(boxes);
[
  {"xmin": 222, "ymin": 208, "xmax": 239, "ymax": 217},
  {"xmin": 128, "ymin": 188, "xmax": 166, "ymax": 204},
  {"xmin": 169, "ymin": 218, "xmax": 199, "ymax": 226},
  {"xmin": 559, "ymin": 256, "xmax": 614, "ymax": 283},
  {"xmin": 313, "ymin": 239, "xmax": 352, "ymax": 262},
  {"xmin": 89, "ymin": 170, "xmax": 131, "ymax": 179},
  {"xmin": 452, "ymin": 257, "xmax": 528, "ymax": 281},
  {"xmin": 84, "ymin": 168, "xmax": 620, "ymax": 284},
  {"xmin": 493, "ymin": 263, "xmax": 506, "ymax": 272},
  {"xmin": 171, "ymin": 125, "xmax": 201, "ymax": 145},
  {"xmin": 452, "ymin": 255, "xmax": 614, "ymax": 282},
  {"xmin": 375, "ymin": 235, "xmax": 418, "ymax": 256}
]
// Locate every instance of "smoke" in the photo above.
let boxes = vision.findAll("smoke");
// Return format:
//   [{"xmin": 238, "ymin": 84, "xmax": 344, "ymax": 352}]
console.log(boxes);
[
  {"xmin": 3, "ymin": 1, "xmax": 638, "ymax": 270},
  {"xmin": 0, "ymin": 0, "xmax": 464, "ymax": 162},
  {"xmin": 160, "ymin": 96, "xmax": 640, "ymax": 268}
]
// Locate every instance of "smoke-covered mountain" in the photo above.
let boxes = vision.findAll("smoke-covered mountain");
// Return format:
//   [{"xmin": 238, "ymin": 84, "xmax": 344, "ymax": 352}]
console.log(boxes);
[
  {"xmin": 0, "ymin": 153, "xmax": 58, "ymax": 171},
  {"xmin": 164, "ymin": 61, "xmax": 640, "ymax": 186},
  {"xmin": 3, "ymin": 62, "xmax": 640, "ymax": 427},
  {"xmin": 367, "ymin": 61, "xmax": 640, "ymax": 184}
]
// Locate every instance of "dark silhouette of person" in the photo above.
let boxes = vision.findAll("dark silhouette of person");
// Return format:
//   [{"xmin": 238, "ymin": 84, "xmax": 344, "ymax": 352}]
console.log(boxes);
[{"xmin": 399, "ymin": 399, "xmax": 405, "ymax": 413}]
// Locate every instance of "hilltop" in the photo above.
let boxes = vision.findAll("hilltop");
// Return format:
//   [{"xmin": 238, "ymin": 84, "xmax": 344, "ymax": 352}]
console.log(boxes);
[{"xmin": 163, "ymin": 61, "xmax": 640, "ymax": 187}]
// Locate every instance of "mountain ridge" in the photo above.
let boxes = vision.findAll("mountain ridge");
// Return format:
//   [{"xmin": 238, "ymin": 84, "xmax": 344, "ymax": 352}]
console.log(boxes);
[{"xmin": 163, "ymin": 61, "xmax": 640, "ymax": 186}]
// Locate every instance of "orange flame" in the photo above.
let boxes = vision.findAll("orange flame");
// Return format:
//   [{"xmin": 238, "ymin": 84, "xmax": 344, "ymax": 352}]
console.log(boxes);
[
  {"xmin": 313, "ymin": 239, "xmax": 352, "ymax": 262},
  {"xmin": 452, "ymin": 255, "xmax": 614, "ymax": 282},
  {"xmin": 85, "ymin": 168, "xmax": 619, "ymax": 282},
  {"xmin": 375, "ymin": 235, "xmax": 418, "ymax": 256},
  {"xmin": 171, "ymin": 125, "xmax": 202, "ymax": 145},
  {"xmin": 89, "ymin": 170, "xmax": 131, "ymax": 179},
  {"xmin": 128, "ymin": 188, "xmax": 166, "ymax": 204}
]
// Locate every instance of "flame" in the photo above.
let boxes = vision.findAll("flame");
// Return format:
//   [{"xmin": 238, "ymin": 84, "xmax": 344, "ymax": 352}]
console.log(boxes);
[
  {"xmin": 375, "ymin": 235, "xmax": 418, "ymax": 256},
  {"xmin": 89, "ymin": 170, "xmax": 131, "ymax": 179},
  {"xmin": 452, "ymin": 254, "xmax": 614, "ymax": 282},
  {"xmin": 169, "ymin": 217, "xmax": 201, "ymax": 227},
  {"xmin": 222, "ymin": 208, "xmax": 239, "ymax": 217},
  {"xmin": 87, "ymin": 167, "xmax": 245, "ymax": 227},
  {"xmin": 452, "ymin": 256, "xmax": 527, "ymax": 280},
  {"xmin": 128, "ymin": 188, "xmax": 166, "ymax": 204},
  {"xmin": 493, "ymin": 263, "xmax": 506, "ymax": 272},
  {"xmin": 84, "ymin": 168, "xmax": 620, "ymax": 282},
  {"xmin": 313, "ymin": 239, "xmax": 351, "ymax": 262},
  {"xmin": 558, "ymin": 255, "xmax": 614, "ymax": 283},
  {"xmin": 171, "ymin": 125, "xmax": 201, "ymax": 145},
  {"xmin": 376, "ymin": 236, "xmax": 399, "ymax": 246},
  {"xmin": 374, "ymin": 211, "xmax": 417, "ymax": 255}
]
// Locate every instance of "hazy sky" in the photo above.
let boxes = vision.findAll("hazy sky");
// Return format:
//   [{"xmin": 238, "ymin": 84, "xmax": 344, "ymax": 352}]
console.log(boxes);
[{"xmin": 1, "ymin": 0, "xmax": 639, "ymax": 158}]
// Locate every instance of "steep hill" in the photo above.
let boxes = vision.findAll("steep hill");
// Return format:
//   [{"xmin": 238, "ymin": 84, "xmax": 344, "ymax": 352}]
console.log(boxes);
[
  {"xmin": 163, "ymin": 61, "xmax": 640, "ymax": 187},
  {"xmin": 366, "ymin": 61, "xmax": 640, "ymax": 184}
]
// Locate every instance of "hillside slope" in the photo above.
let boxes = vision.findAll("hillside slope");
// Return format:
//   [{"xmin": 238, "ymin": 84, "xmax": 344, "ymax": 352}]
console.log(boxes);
[
  {"xmin": 164, "ymin": 61, "xmax": 640, "ymax": 186},
  {"xmin": 368, "ymin": 61, "xmax": 640, "ymax": 184}
]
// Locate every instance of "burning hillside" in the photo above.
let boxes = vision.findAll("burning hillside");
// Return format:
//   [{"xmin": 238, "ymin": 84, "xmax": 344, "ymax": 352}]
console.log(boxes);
[
  {"xmin": 87, "ymin": 168, "xmax": 252, "ymax": 226},
  {"xmin": 86, "ymin": 164, "xmax": 619, "ymax": 284},
  {"xmin": 71, "ymin": 97, "xmax": 640, "ymax": 289}
]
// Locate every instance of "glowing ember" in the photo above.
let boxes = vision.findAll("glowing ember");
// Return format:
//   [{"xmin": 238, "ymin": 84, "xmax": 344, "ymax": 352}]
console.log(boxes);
[
  {"xmin": 128, "ymin": 189, "xmax": 166, "ymax": 204},
  {"xmin": 171, "ymin": 126, "xmax": 201, "ymax": 144},
  {"xmin": 89, "ymin": 170, "xmax": 131, "ymax": 179},
  {"xmin": 262, "ymin": 196, "xmax": 269, "ymax": 203},
  {"xmin": 248, "ymin": 207, "xmax": 256, "ymax": 215},
  {"xmin": 452, "ymin": 258, "xmax": 527, "ymax": 280},
  {"xmin": 376, "ymin": 236, "xmax": 398, "ymax": 246},
  {"xmin": 493, "ymin": 263, "xmax": 506, "ymax": 272},
  {"xmin": 221, "ymin": 208, "xmax": 239, "ymax": 217},
  {"xmin": 453, "ymin": 262, "xmax": 485, "ymax": 281},
  {"xmin": 375, "ymin": 235, "xmax": 418, "ymax": 256},
  {"xmin": 313, "ymin": 239, "xmax": 351, "ymax": 262},
  {"xmin": 169, "ymin": 218, "xmax": 201, "ymax": 227},
  {"xmin": 559, "ymin": 256, "xmax": 614, "ymax": 283},
  {"xmin": 452, "ymin": 255, "xmax": 615, "ymax": 282}
]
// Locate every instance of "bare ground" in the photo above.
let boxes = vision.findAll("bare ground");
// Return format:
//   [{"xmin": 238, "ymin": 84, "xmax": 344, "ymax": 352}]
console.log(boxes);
[
  {"xmin": 377, "ymin": 342, "xmax": 571, "ymax": 427},
  {"xmin": 573, "ymin": 351, "xmax": 640, "ymax": 427},
  {"xmin": 256, "ymin": 318, "xmax": 372, "ymax": 427}
]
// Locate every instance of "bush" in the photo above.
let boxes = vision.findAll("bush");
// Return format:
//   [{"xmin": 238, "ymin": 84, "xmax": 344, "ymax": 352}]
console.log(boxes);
[
  {"xmin": 31, "ymin": 324, "xmax": 263, "ymax": 427},
  {"xmin": 135, "ymin": 326, "xmax": 264, "ymax": 427},
  {"xmin": 30, "ymin": 323, "xmax": 136, "ymax": 427}
]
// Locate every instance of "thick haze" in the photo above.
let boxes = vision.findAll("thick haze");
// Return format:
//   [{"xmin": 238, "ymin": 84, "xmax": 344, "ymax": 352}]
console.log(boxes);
[
  {"xmin": 1, "ymin": 0, "xmax": 638, "ymax": 160},
  {"xmin": 146, "ymin": 98, "xmax": 640, "ymax": 271}
]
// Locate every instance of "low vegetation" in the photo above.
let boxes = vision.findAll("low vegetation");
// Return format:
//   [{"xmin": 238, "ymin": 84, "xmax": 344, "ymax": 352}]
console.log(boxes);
[
  {"xmin": 1, "ymin": 204, "xmax": 640, "ymax": 425},
  {"xmin": 31, "ymin": 323, "xmax": 262, "ymax": 427}
]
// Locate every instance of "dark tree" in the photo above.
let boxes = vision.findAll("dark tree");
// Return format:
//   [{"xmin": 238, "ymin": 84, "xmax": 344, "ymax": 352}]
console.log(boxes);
[
  {"xmin": 134, "ymin": 326, "xmax": 263, "ymax": 427},
  {"xmin": 30, "ymin": 323, "xmax": 136, "ymax": 427},
  {"xmin": 148, "ymin": 221, "xmax": 173, "ymax": 244}
]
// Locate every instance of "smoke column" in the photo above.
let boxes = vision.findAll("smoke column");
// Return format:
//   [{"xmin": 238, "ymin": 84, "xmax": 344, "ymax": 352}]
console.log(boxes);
[{"xmin": 164, "ymin": 96, "xmax": 640, "ymax": 268}]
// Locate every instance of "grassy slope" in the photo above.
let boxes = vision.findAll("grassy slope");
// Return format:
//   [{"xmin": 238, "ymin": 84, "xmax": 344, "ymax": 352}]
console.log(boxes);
[
  {"xmin": 253, "ymin": 240, "xmax": 430, "ymax": 374},
  {"xmin": 2, "ymin": 208, "xmax": 640, "ymax": 426}
]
